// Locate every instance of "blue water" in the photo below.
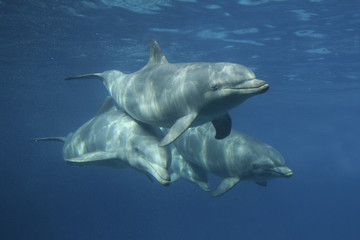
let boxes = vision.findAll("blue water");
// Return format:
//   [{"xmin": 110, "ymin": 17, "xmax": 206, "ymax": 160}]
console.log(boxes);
[{"xmin": 1, "ymin": 0, "xmax": 359, "ymax": 239}]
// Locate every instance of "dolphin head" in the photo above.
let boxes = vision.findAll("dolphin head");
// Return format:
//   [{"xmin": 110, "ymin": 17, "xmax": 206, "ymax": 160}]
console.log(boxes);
[
  {"xmin": 127, "ymin": 128, "xmax": 171, "ymax": 186},
  {"xmin": 247, "ymin": 145, "xmax": 293, "ymax": 182},
  {"xmin": 205, "ymin": 63, "xmax": 269, "ymax": 108}
]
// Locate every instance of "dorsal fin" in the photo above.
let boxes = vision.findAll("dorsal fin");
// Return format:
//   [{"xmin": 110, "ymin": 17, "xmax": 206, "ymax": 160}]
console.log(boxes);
[
  {"xmin": 95, "ymin": 96, "xmax": 118, "ymax": 116},
  {"xmin": 147, "ymin": 40, "xmax": 168, "ymax": 66}
]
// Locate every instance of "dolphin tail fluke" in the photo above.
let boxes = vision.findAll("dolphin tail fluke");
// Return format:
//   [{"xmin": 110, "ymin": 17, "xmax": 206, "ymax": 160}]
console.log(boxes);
[
  {"xmin": 64, "ymin": 73, "xmax": 103, "ymax": 81},
  {"xmin": 30, "ymin": 137, "xmax": 66, "ymax": 142}
]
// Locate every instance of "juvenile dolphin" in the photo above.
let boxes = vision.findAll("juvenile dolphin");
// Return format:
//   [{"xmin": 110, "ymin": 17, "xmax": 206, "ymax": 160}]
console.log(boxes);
[
  {"xmin": 169, "ymin": 146, "xmax": 210, "ymax": 191},
  {"xmin": 65, "ymin": 40, "xmax": 269, "ymax": 146},
  {"xmin": 31, "ymin": 97, "xmax": 171, "ymax": 186},
  {"xmin": 163, "ymin": 123, "xmax": 293, "ymax": 197}
]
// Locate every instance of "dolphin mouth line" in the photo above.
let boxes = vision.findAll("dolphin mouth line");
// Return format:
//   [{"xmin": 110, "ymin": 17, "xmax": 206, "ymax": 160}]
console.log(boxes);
[
  {"xmin": 227, "ymin": 83, "xmax": 269, "ymax": 90},
  {"xmin": 142, "ymin": 157, "xmax": 171, "ymax": 184},
  {"xmin": 270, "ymin": 169, "xmax": 293, "ymax": 177},
  {"xmin": 224, "ymin": 83, "xmax": 269, "ymax": 93}
]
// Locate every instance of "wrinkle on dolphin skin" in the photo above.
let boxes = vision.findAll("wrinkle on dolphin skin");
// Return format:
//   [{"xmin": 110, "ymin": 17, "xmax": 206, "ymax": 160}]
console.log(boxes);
[
  {"xmin": 162, "ymin": 123, "xmax": 293, "ymax": 197},
  {"xmin": 65, "ymin": 40, "xmax": 269, "ymax": 146},
  {"xmin": 31, "ymin": 97, "xmax": 171, "ymax": 186}
]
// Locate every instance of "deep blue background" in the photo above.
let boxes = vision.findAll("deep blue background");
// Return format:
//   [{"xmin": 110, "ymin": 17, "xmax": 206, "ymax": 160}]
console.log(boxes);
[{"xmin": 1, "ymin": 0, "xmax": 359, "ymax": 239}]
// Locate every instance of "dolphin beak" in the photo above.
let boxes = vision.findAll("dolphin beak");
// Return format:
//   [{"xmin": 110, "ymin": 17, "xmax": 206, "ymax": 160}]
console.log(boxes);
[
  {"xmin": 229, "ymin": 79, "xmax": 269, "ymax": 94},
  {"xmin": 257, "ymin": 84, "xmax": 269, "ymax": 94},
  {"xmin": 271, "ymin": 166, "xmax": 293, "ymax": 178},
  {"xmin": 251, "ymin": 79, "xmax": 269, "ymax": 94}
]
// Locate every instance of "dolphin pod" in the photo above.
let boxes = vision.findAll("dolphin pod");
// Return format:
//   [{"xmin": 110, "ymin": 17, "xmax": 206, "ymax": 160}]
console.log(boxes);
[
  {"xmin": 65, "ymin": 40, "xmax": 269, "ymax": 146},
  {"xmin": 32, "ymin": 40, "xmax": 292, "ymax": 197}
]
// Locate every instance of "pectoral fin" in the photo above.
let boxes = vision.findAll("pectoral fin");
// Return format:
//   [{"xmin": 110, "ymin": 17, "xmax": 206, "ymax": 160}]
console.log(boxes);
[
  {"xmin": 65, "ymin": 151, "xmax": 118, "ymax": 163},
  {"xmin": 185, "ymin": 162, "xmax": 210, "ymax": 191},
  {"xmin": 170, "ymin": 172, "xmax": 181, "ymax": 182},
  {"xmin": 212, "ymin": 113, "xmax": 232, "ymax": 140},
  {"xmin": 159, "ymin": 113, "xmax": 198, "ymax": 147},
  {"xmin": 256, "ymin": 181, "xmax": 268, "ymax": 187},
  {"xmin": 144, "ymin": 173, "xmax": 155, "ymax": 183},
  {"xmin": 210, "ymin": 177, "xmax": 240, "ymax": 197},
  {"xmin": 65, "ymin": 151, "xmax": 127, "ymax": 168}
]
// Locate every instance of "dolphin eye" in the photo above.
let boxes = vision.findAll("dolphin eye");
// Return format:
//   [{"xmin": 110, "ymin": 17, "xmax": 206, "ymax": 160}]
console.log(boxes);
[
  {"xmin": 134, "ymin": 146, "xmax": 141, "ymax": 153},
  {"xmin": 211, "ymin": 84, "xmax": 219, "ymax": 90}
]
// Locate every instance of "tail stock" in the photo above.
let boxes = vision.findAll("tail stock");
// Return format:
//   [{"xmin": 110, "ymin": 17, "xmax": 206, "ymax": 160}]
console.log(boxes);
[
  {"xmin": 30, "ymin": 137, "xmax": 66, "ymax": 142},
  {"xmin": 64, "ymin": 73, "xmax": 103, "ymax": 81}
]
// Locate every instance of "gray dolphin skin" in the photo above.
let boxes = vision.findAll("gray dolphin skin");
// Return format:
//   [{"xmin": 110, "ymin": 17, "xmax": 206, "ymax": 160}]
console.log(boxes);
[
  {"xmin": 169, "ymin": 146, "xmax": 210, "ymax": 191},
  {"xmin": 65, "ymin": 40, "xmax": 269, "ymax": 146},
  {"xmin": 31, "ymin": 97, "xmax": 171, "ymax": 186},
  {"xmin": 163, "ymin": 123, "xmax": 293, "ymax": 197}
]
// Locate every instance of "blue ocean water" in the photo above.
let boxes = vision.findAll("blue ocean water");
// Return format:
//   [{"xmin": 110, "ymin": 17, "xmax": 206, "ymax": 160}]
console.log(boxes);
[{"xmin": 1, "ymin": 0, "xmax": 359, "ymax": 239}]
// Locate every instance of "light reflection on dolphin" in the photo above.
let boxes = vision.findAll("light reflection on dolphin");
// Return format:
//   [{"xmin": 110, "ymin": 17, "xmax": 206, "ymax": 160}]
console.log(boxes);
[
  {"xmin": 31, "ymin": 97, "xmax": 171, "ymax": 186},
  {"xmin": 169, "ymin": 146, "xmax": 210, "ymax": 192},
  {"xmin": 65, "ymin": 40, "xmax": 269, "ymax": 146},
  {"xmin": 162, "ymin": 123, "xmax": 293, "ymax": 197}
]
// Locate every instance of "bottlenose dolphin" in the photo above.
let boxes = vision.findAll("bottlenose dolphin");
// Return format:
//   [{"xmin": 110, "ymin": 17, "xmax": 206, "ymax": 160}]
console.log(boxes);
[
  {"xmin": 31, "ymin": 97, "xmax": 171, "ymax": 186},
  {"xmin": 65, "ymin": 40, "xmax": 269, "ymax": 146},
  {"xmin": 163, "ymin": 123, "xmax": 293, "ymax": 197},
  {"xmin": 169, "ymin": 146, "xmax": 210, "ymax": 191}
]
